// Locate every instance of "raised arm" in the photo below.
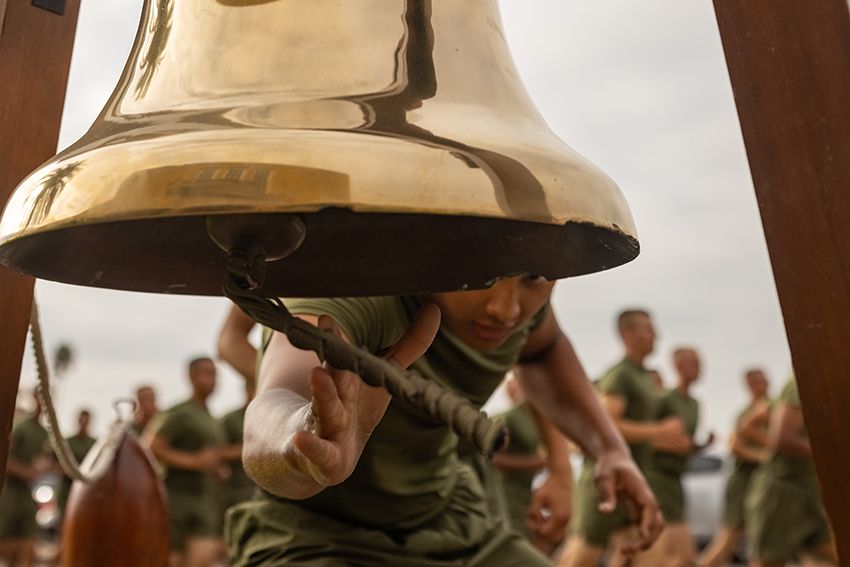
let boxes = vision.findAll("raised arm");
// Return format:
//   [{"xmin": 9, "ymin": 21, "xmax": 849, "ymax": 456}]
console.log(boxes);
[
  {"xmin": 217, "ymin": 304, "xmax": 259, "ymax": 383},
  {"xmin": 242, "ymin": 306, "xmax": 440, "ymax": 500},
  {"xmin": 514, "ymin": 311, "xmax": 663, "ymax": 552}
]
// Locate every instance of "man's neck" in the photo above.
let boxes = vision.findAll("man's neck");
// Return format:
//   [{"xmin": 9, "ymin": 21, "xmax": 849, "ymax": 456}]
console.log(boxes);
[
  {"xmin": 190, "ymin": 394, "xmax": 208, "ymax": 408},
  {"xmin": 624, "ymin": 349, "xmax": 647, "ymax": 367},
  {"xmin": 750, "ymin": 393, "xmax": 768, "ymax": 406}
]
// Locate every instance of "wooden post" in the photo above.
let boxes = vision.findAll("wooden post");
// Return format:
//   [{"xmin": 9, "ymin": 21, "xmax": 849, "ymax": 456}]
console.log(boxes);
[
  {"xmin": 714, "ymin": 0, "xmax": 850, "ymax": 560},
  {"xmin": 0, "ymin": 0, "xmax": 81, "ymax": 490}
]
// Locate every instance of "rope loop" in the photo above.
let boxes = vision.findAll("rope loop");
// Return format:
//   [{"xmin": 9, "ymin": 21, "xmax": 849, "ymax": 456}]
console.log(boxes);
[{"xmin": 30, "ymin": 298, "xmax": 130, "ymax": 484}]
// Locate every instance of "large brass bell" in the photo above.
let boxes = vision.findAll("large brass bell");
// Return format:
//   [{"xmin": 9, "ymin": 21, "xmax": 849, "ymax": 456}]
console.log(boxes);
[{"xmin": 0, "ymin": 0, "xmax": 638, "ymax": 296}]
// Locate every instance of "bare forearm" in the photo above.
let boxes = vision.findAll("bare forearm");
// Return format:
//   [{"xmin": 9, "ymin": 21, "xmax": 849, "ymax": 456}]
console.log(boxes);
[
  {"xmin": 615, "ymin": 418, "xmax": 662, "ymax": 445},
  {"xmin": 492, "ymin": 452, "xmax": 547, "ymax": 472},
  {"xmin": 149, "ymin": 442, "xmax": 204, "ymax": 471},
  {"xmin": 242, "ymin": 389, "xmax": 325, "ymax": 499},
  {"xmin": 218, "ymin": 305, "xmax": 259, "ymax": 382},
  {"xmin": 528, "ymin": 402, "xmax": 572, "ymax": 477},
  {"xmin": 220, "ymin": 443, "xmax": 243, "ymax": 462},
  {"xmin": 6, "ymin": 458, "xmax": 35, "ymax": 482}
]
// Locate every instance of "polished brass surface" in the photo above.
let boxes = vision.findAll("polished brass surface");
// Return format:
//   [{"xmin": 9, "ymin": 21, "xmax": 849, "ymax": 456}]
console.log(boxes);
[{"xmin": 0, "ymin": 0, "xmax": 638, "ymax": 296}]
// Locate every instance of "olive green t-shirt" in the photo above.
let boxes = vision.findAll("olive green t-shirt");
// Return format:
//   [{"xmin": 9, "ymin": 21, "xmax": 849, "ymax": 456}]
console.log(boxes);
[
  {"xmin": 58, "ymin": 434, "xmax": 97, "ymax": 511},
  {"xmin": 272, "ymin": 295, "xmax": 549, "ymax": 532},
  {"xmin": 221, "ymin": 407, "xmax": 254, "ymax": 500},
  {"xmin": 496, "ymin": 403, "xmax": 542, "ymax": 493},
  {"xmin": 595, "ymin": 358, "xmax": 658, "ymax": 470},
  {"xmin": 763, "ymin": 378, "xmax": 817, "ymax": 488},
  {"xmin": 731, "ymin": 401, "xmax": 769, "ymax": 474},
  {"xmin": 5, "ymin": 417, "xmax": 49, "ymax": 494},
  {"xmin": 156, "ymin": 400, "xmax": 224, "ymax": 493},
  {"xmin": 653, "ymin": 390, "xmax": 698, "ymax": 477}
]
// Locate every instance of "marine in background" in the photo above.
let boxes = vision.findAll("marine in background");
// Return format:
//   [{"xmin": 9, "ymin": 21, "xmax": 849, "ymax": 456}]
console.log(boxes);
[
  {"xmin": 697, "ymin": 368, "xmax": 770, "ymax": 567},
  {"xmin": 745, "ymin": 377, "xmax": 835, "ymax": 567},
  {"xmin": 56, "ymin": 409, "xmax": 97, "ymax": 520},
  {"xmin": 0, "ymin": 391, "xmax": 52, "ymax": 567},
  {"xmin": 631, "ymin": 348, "xmax": 714, "ymax": 567},
  {"xmin": 560, "ymin": 310, "xmax": 690, "ymax": 567},
  {"xmin": 148, "ymin": 358, "xmax": 226, "ymax": 567}
]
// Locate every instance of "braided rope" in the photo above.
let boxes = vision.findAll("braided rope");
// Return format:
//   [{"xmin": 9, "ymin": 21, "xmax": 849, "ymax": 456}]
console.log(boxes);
[
  {"xmin": 30, "ymin": 298, "xmax": 130, "ymax": 483},
  {"xmin": 222, "ymin": 244, "xmax": 508, "ymax": 456}
]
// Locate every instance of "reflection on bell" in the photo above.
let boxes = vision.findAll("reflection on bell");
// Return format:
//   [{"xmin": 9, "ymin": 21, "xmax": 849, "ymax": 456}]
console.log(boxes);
[{"xmin": 0, "ymin": 0, "xmax": 638, "ymax": 297}]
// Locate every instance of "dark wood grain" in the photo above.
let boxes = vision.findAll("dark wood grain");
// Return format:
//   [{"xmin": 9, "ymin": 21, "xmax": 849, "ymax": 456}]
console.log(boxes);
[
  {"xmin": 714, "ymin": 0, "xmax": 850, "ymax": 559},
  {"xmin": 0, "ymin": 0, "xmax": 81, "ymax": 491}
]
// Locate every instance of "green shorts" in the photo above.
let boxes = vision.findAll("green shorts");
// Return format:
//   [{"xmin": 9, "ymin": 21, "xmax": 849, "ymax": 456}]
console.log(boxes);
[
  {"xmin": 501, "ymin": 473, "xmax": 535, "ymax": 541},
  {"xmin": 723, "ymin": 463, "xmax": 756, "ymax": 529},
  {"xmin": 648, "ymin": 469, "xmax": 684, "ymax": 524},
  {"xmin": 225, "ymin": 465, "xmax": 549, "ymax": 567},
  {"xmin": 745, "ymin": 471, "xmax": 832, "ymax": 564},
  {"xmin": 0, "ymin": 481, "xmax": 39, "ymax": 540},
  {"xmin": 167, "ymin": 487, "xmax": 221, "ymax": 550},
  {"xmin": 570, "ymin": 463, "xmax": 631, "ymax": 547}
]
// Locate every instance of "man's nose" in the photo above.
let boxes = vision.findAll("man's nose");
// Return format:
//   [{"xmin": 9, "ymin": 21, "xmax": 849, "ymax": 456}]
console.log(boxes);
[{"xmin": 485, "ymin": 279, "xmax": 521, "ymax": 324}]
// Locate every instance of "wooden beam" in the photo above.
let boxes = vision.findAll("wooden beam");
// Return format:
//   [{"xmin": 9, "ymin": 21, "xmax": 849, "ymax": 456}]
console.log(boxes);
[
  {"xmin": 0, "ymin": 0, "xmax": 81, "ymax": 490},
  {"xmin": 713, "ymin": 0, "xmax": 850, "ymax": 560}
]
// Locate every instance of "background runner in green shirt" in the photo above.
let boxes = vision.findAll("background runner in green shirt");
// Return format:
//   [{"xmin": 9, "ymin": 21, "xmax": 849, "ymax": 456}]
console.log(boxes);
[
  {"xmin": 56, "ymin": 409, "xmax": 97, "ymax": 519},
  {"xmin": 634, "ymin": 348, "xmax": 711, "ymax": 567},
  {"xmin": 131, "ymin": 385, "xmax": 159, "ymax": 439},
  {"xmin": 148, "ymin": 357, "xmax": 226, "ymax": 567},
  {"xmin": 697, "ymin": 368, "xmax": 770, "ymax": 567},
  {"xmin": 745, "ymin": 377, "xmax": 835, "ymax": 567},
  {"xmin": 221, "ymin": 279, "xmax": 663, "ymax": 567},
  {"xmin": 562, "ymin": 310, "xmax": 690, "ymax": 567},
  {"xmin": 490, "ymin": 378, "xmax": 549, "ymax": 552},
  {"xmin": 0, "ymin": 393, "xmax": 51, "ymax": 567}
]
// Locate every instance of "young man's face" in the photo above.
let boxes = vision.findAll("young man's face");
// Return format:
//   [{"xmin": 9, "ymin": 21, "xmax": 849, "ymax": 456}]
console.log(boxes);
[
  {"xmin": 426, "ymin": 276, "xmax": 555, "ymax": 352},
  {"xmin": 747, "ymin": 371, "xmax": 768, "ymax": 399},
  {"xmin": 624, "ymin": 314, "xmax": 656, "ymax": 357},
  {"xmin": 675, "ymin": 350, "xmax": 700, "ymax": 384},
  {"xmin": 190, "ymin": 359, "xmax": 217, "ymax": 398}
]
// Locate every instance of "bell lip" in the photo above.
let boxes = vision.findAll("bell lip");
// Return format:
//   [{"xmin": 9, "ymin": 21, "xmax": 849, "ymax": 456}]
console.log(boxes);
[
  {"xmin": 0, "ymin": 210, "xmax": 639, "ymax": 297},
  {"xmin": 0, "ymin": 119, "xmax": 638, "ymax": 250}
]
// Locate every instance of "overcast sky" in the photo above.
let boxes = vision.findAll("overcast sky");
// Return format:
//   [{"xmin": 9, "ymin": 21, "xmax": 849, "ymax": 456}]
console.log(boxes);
[{"xmin": 13, "ymin": 0, "xmax": 792, "ymax": 447}]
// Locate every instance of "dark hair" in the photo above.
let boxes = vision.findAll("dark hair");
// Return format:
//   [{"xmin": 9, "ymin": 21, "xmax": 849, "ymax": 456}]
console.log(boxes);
[
  {"xmin": 188, "ymin": 357, "xmax": 214, "ymax": 374},
  {"xmin": 618, "ymin": 310, "xmax": 650, "ymax": 333}
]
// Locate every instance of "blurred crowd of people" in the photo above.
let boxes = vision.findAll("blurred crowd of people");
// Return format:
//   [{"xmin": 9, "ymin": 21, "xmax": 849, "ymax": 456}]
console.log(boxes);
[
  {"xmin": 0, "ymin": 305, "xmax": 835, "ymax": 567},
  {"xmin": 0, "ymin": 353, "xmax": 256, "ymax": 567}
]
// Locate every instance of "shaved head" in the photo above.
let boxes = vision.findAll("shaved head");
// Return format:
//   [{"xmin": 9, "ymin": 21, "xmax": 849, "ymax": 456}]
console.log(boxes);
[{"xmin": 618, "ymin": 310, "xmax": 651, "ymax": 334}]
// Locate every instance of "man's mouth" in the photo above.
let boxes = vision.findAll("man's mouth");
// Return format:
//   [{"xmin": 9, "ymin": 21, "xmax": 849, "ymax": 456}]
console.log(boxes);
[{"xmin": 473, "ymin": 323, "xmax": 512, "ymax": 341}]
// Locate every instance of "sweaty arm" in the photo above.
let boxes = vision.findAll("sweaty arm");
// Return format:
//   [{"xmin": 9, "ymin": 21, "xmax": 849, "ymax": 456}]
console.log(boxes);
[
  {"xmin": 217, "ymin": 305, "xmax": 259, "ymax": 383},
  {"xmin": 514, "ymin": 311, "xmax": 663, "ymax": 553},
  {"xmin": 242, "ymin": 306, "xmax": 440, "ymax": 500},
  {"xmin": 148, "ymin": 432, "xmax": 219, "ymax": 472}
]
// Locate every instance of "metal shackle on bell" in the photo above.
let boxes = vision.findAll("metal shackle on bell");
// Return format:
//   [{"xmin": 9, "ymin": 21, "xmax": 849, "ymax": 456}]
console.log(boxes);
[{"xmin": 0, "ymin": 0, "xmax": 638, "ymax": 297}]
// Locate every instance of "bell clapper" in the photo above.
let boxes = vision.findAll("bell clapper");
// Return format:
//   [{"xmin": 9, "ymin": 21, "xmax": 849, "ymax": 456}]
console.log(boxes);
[{"xmin": 220, "ymin": 240, "xmax": 508, "ymax": 457}]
